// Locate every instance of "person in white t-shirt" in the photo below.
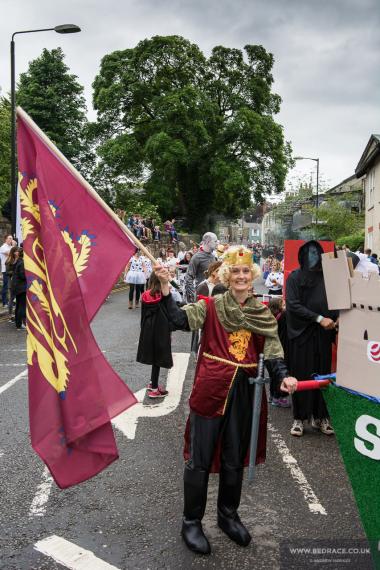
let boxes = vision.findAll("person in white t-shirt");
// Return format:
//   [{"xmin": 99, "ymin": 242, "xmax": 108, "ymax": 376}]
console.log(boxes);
[
  {"xmin": 165, "ymin": 248, "xmax": 178, "ymax": 268},
  {"xmin": 265, "ymin": 259, "xmax": 284, "ymax": 296},
  {"xmin": 0, "ymin": 235, "xmax": 13, "ymax": 307}
]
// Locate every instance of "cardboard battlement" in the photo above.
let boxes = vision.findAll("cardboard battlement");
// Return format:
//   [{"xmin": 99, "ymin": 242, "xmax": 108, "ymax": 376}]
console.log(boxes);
[
  {"xmin": 322, "ymin": 250, "xmax": 380, "ymax": 311},
  {"xmin": 350, "ymin": 271, "xmax": 380, "ymax": 310}
]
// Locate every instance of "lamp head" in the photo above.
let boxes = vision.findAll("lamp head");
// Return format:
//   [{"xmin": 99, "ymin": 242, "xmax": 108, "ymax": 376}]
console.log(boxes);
[{"xmin": 54, "ymin": 24, "xmax": 81, "ymax": 34}]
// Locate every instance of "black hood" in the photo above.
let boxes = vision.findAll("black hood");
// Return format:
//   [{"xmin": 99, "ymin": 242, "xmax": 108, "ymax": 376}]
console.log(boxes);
[
  {"xmin": 298, "ymin": 240, "xmax": 324, "ymax": 271},
  {"xmin": 346, "ymin": 251, "xmax": 360, "ymax": 269}
]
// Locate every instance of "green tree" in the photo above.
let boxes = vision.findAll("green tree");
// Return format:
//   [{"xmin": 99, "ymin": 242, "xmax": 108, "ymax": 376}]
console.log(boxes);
[
  {"xmin": 114, "ymin": 185, "xmax": 162, "ymax": 223},
  {"xmin": 310, "ymin": 195, "xmax": 364, "ymax": 242},
  {"xmin": 92, "ymin": 36, "xmax": 291, "ymax": 230},
  {"xmin": 0, "ymin": 96, "xmax": 11, "ymax": 212},
  {"xmin": 336, "ymin": 230, "xmax": 365, "ymax": 251},
  {"xmin": 17, "ymin": 48, "xmax": 92, "ymax": 173}
]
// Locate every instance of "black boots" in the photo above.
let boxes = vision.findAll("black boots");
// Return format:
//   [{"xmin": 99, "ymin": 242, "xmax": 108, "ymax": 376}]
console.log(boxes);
[
  {"xmin": 181, "ymin": 466, "xmax": 211, "ymax": 555},
  {"xmin": 217, "ymin": 468, "xmax": 251, "ymax": 547},
  {"xmin": 181, "ymin": 466, "xmax": 251, "ymax": 554}
]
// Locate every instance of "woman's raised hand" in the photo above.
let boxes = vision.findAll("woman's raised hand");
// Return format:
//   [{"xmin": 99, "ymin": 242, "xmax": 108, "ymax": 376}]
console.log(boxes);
[{"xmin": 154, "ymin": 264, "xmax": 170, "ymax": 284}]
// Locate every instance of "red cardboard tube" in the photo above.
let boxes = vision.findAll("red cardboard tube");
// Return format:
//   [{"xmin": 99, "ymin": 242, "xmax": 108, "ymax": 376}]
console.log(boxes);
[{"xmin": 295, "ymin": 380, "xmax": 331, "ymax": 391}]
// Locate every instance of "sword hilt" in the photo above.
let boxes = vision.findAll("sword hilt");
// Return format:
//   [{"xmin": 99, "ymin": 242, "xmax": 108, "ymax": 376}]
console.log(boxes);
[
  {"xmin": 257, "ymin": 353, "xmax": 265, "ymax": 379},
  {"xmin": 249, "ymin": 353, "xmax": 266, "ymax": 385}
]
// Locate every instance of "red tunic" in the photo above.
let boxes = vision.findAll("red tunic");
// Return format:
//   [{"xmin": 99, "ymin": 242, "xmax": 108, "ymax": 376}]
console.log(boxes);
[{"xmin": 184, "ymin": 298, "xmax": 268, "ymax": 472}]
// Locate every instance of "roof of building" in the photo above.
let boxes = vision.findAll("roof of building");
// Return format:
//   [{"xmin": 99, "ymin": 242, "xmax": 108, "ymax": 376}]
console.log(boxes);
[
  {"xmin": 325, "ymin": 173, "xmax": 363, "ymax": 195},
  {"xmin": 355, "ymin": 134, "xmax": 380, "ymax": 177}
]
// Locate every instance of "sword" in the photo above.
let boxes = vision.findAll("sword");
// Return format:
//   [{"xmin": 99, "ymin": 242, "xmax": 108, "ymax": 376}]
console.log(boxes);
[
  {"xmin": 248, "ymin": 353, "xmax": 268, "ymax": 483},
  {"xmin": 247, "ymin": 364, "xmax": 333, "ymax": 483}
]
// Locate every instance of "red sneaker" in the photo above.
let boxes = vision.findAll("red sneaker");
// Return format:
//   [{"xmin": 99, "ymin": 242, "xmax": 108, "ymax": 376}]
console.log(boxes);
[
  {"xmin": 147, "ymin": 383, "xmax": 168, "ymax": 395},
  {"xmin": 148, "ymin": 388, "xmax": 168, "ymax": 399}
]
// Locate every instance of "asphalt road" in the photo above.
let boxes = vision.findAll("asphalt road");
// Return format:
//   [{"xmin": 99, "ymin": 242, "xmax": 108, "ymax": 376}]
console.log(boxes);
[{"xmin": 0, "ymin": 283, "xmax": 373, "ymax": 569}]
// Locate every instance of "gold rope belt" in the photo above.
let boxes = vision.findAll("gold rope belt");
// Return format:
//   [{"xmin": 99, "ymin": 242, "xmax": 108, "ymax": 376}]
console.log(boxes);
[{"xmin": 203, "ymin": 352, "xmax": 257, "ymax": 368}]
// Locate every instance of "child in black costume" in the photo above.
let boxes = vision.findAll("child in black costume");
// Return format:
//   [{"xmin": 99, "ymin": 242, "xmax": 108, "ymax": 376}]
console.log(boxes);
[{"xmin": 137, "ymin": 273, "xmax": 173, "ymax": 399}]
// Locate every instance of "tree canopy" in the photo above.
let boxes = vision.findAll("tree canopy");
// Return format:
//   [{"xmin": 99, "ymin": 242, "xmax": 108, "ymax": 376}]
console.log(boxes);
[
  {"xmin": 0, "ymin": 97, "xmax": 11, "ymax": 212},
  {"xmin": 17, "ymin": 48, "xmax": 91, "ymax": 173},
  {"xmin": 92, "ymin": 35, "xmax": 291, "ymax": 230}
]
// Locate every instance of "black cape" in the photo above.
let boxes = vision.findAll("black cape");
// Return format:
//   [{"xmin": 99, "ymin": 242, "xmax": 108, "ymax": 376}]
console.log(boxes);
[
  {"xmin": 136, "ymin": 296, "xmax": 174, "ymax": 369},
  {"xmin": 285, "ymin": 241, "xmax": 338, "ymax": 420}
]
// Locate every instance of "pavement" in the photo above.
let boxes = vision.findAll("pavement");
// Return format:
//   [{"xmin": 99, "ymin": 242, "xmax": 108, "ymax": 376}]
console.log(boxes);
[{"xmin": 0, "ymin": 282, "xmax": 374, "ymax": 570}]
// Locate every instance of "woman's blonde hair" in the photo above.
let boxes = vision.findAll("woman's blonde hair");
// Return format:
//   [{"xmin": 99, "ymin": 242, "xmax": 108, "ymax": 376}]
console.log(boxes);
[
  {"xmin": 217, "ymin": 246, "xmax": 261, "ymax": 287},
  {"xmin": 271, "ymin": 259, "xmax": 282, "ymax": 272}
]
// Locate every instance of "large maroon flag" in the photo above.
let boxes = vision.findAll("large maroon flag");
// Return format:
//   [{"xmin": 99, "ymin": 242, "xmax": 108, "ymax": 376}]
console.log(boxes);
[{"xmin": 17, "ymin": 108, "xmax": 137, "ymax": 488}]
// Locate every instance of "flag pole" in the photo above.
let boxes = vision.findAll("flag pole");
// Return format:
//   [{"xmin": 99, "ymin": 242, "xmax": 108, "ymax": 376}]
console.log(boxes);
[{"xmin": 16, "ymin": 106, "xmax": 157, "ymax": 265}]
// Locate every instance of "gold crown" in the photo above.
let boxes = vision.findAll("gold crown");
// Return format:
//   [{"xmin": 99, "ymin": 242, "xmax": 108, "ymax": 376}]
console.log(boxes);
[{"xmin": 222, "ymin": 247, "xmax": 252, "ymax": 267}]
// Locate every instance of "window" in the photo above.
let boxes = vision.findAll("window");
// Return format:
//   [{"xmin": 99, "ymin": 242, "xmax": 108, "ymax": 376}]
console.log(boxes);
[{"xmin": 367, "ymin": 169, "xmax": 375, "ymax": 208}]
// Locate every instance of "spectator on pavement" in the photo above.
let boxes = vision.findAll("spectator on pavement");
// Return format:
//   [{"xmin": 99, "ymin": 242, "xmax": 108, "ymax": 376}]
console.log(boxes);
[
  {"xmin": 1, "ymin": 235, "xmax": 13, "ymax": 308},
  {"xmin": 11, "ymin": 247, "xmax": 27, "ymax": 330},
  {"xmin": 168, "ymin": 266, "xmax": 182, "ymax": 304},
  {"xmin": 153, "ymin": 226, "xmax": 161, "ymax": 241},
  {"xmin": 365, "ymin": 248, "xmax": 377, "ymax": 265},
  {"xmin": 157, "ymin": 248, "xmax": 168, "ymax": 265},
  {"xmin": 165, "ymin": 219, "xmax": 178, "ymax": 242},
  {"xmin": 166, "ymin": 248, "xmax": 178, "ymax": 268},
  {"xmin": 265, "ymin": 259, "xmax": 284, "ymax": 296},
  {"xmin": 196, "ymin": 260, "xmax": 222, "ymax": 297},
  {"xmin": 141, "ymin": 252, "xmax": 153, "ymax": 290},
  {"xmin": 184, "ymin": 232, "xmax": 218, "ymax": 303},
  {"xmin": 5, "ymin": 246, "xmax": 18, "ymax": 321},
  {"xmin": 178, "ymin": 251, "xmax": 192, "ymax": 268},
  {"xmin": 177, "ymin": 242, "xmax": 187, "ymax": 262}
]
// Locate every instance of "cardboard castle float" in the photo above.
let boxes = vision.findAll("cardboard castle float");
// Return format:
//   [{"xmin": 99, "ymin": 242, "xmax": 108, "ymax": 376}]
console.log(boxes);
[{"xmin": 322, "ymin": 250, "xmax": 380, "ymax": 568}]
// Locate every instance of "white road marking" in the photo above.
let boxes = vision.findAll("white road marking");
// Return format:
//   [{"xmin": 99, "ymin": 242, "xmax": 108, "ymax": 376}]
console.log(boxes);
[
  {"xmin": 112, "ymin": 352, "xmax": 190, "ymax": 440},
  {"xmin": 29, "ymin": 467, "xmax": 53, "ymax": 517},
  {"xmin": 0, "ymin": 369, "xmax": 27, "ymax": 395},
  {"xmin": 0, "ymin": 363, "xmax": 26, "ymax": 366},
  {"xmin": 268, "ymin": 423, "xmax": 327, "ymax": 515},
  {"xmin": 34, "ymin": 535, "xmax": 120, "ymax": 569}
]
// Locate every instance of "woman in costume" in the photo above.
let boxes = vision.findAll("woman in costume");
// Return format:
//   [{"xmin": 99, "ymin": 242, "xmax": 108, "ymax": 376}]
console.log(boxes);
[{"xmin": 154, "ymin": 246, "xmax": 297, "ymax": 555}]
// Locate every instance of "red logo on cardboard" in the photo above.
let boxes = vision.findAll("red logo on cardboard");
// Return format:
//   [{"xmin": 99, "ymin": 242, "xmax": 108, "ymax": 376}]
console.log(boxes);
[{"xmin": 367, "ymin": 342, "xmax": 380, "ymax": 363}]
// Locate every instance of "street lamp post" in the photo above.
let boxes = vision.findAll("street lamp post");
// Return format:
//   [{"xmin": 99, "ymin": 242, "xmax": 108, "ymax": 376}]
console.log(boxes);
[
  {"xmin": 294, "ymin": 156, "xmax": 320, "ymax": 227},
  {"xmin": 10, "ymin": 24, "xmax": 81, "ymax": 236}
]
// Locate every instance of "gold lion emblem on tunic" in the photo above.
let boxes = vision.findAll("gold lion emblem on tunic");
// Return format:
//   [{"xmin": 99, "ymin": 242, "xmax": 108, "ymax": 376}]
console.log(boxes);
[{"xmin": 228, "ymin": 329, "xmax": 252, "ymax": 362}]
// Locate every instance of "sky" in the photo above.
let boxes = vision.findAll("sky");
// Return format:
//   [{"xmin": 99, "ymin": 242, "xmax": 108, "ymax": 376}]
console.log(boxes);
[{"xmin": 1, "ymin": 0, "xmax": 380, "ymax": 193}]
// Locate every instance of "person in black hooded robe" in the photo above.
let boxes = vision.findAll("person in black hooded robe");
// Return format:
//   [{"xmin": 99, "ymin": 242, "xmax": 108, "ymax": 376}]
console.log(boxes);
[{"xmin": 286, "ymin": 241, "xmax": 338, "ymax": 437}]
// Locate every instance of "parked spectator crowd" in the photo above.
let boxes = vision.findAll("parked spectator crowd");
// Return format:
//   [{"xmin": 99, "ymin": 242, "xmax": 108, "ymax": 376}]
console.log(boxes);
[{"xmin": 115, "ymin": 210, "xmax": 179, "ymax": 243}]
